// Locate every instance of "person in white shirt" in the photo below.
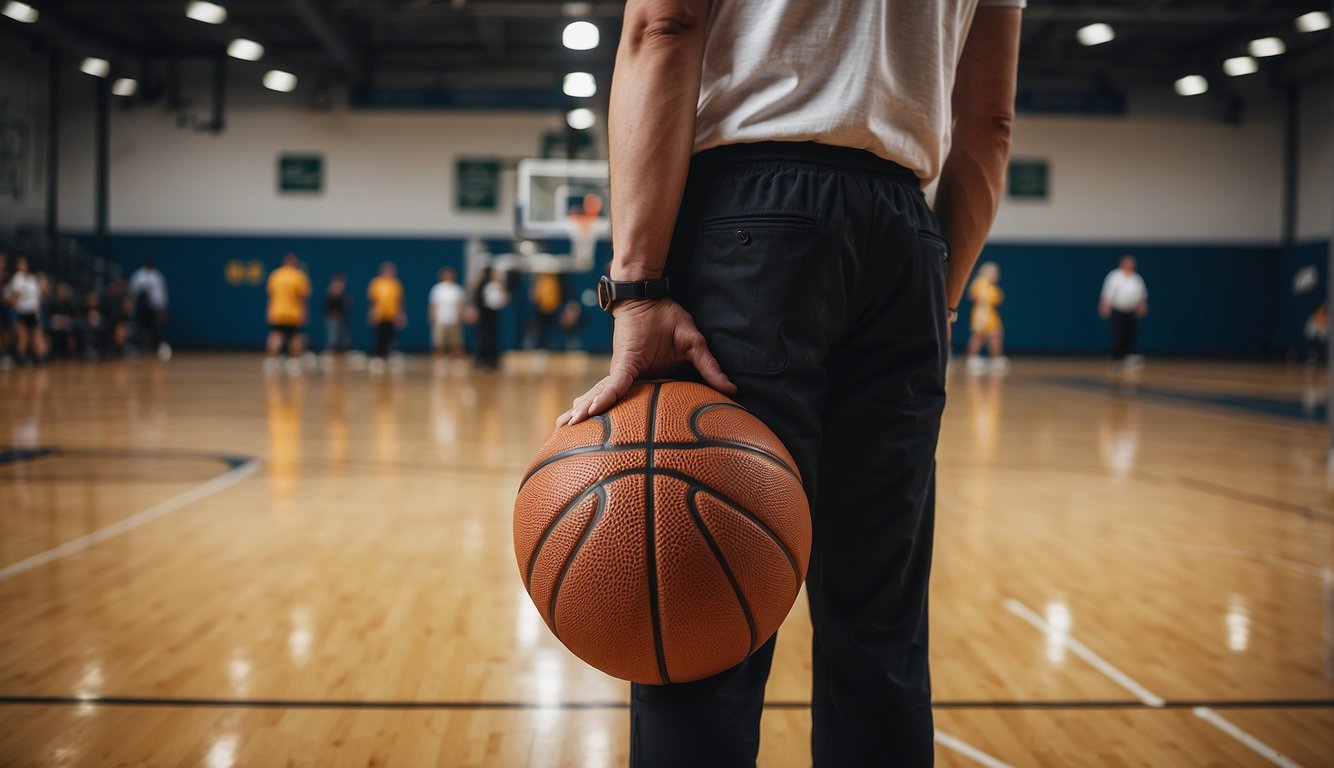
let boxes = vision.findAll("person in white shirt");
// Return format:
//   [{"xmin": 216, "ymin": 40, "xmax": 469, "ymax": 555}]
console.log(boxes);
[
  {"xmin": 428, "ymin": 266, "xmax": 468, "ymax": 367},
  {"xmin": 4, "ymin": 256, "xmax": 47, "ymax": 364},
  {"xmin": 557, "ymin": 0, "xmax": 1023, "ymax": 764},
  {"xmin": 129, "ymin": 258, "xmax": 170, "ymax": 360},
  {"xmin": 1099, "ymin": 255, "xmax": 1149, "ymax": 363}
]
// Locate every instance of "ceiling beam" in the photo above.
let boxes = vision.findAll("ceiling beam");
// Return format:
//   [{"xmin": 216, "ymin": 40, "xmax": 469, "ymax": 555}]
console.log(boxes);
[{"xmin": 288, "ymin": 0, "xmax": 366, "ymax": 82}]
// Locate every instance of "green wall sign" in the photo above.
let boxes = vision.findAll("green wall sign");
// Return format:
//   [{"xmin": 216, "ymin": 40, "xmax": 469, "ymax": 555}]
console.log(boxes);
[
  {"xmin": 1007, "ymin": 160, "xmax": 1048, "ymax": 200},
  {"xmin": 278, "ymin": 154, "xmax": 323, "ymax": 194},
  {"xmin": 456, "ymin": 158, "xmax": 500, "ymax": 211}
]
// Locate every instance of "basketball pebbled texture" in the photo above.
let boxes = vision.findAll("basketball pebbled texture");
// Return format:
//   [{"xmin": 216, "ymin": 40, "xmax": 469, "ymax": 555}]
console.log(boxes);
[{"xmin": 514, "ymin": 380, "xmax": 811, "ymax": 685}]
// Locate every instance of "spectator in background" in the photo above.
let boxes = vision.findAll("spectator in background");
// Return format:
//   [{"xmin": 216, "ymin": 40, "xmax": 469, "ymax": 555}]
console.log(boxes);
[
  {"xmin": 102, "ymin": 279, "xmax": 132, "ymax": 355},
  {"xmin": 473, "ymin": 265, "xmax": 508, "ymax": 370},
  {"xmin": 129, "ymin": 258, "xmax": 171, "ymax": 360},
  {"xmin": 528, "ymin": 271, "xmax": 564, "ymax": 352},
  {"xmin": 47, "ymin": 282, "xmax": 80, "ymax": 358},
  {"xmin": 965, "ymin": 261, "xmax": 1008, "ymax": 374},
  {"xmin": 429, "ymin": 266, "xmax": 468, "ymax": 372},
  {"xmin": 5, "ymin": 256, "xmax": 47, "ymax": 365},
  {"xmin": 367, "ymin": 261, "xmax": 405, "ymax": 372},
  {"xmin": 81, "ymin": 288, "xmax": 108, "ymax": 358},
  {"xmin": 1099, "ymin": 254, "xmax": 1149, "ymax": 368},
  {"xmin": 0, "ymin": 252, "xmax": 12, "ymax": 367},
  {"xmin": 322, "ymin": 273, "xmax": 352, "ymax": 355},
  {"xmin": 265, "ymin": 252, "xmax": 311, "ymax": 374}
]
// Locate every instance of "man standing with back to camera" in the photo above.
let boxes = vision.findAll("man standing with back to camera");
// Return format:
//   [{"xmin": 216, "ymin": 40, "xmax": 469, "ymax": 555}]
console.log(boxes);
[{"xmin": 559, "ymin": 0, "xmax": 1022, "ymax": 765}]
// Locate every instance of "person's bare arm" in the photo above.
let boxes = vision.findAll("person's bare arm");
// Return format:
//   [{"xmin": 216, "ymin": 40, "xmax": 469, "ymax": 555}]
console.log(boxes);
[
  {"xmin": 935, "ymin": 6, "xmax": 1022, "ymax": 310},
  {"xmin": 559, "ymin": 0, "xmax": 734, "ymax": 427}
]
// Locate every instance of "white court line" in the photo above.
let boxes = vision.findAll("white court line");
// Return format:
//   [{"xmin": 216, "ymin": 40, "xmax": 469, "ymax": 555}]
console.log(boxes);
[
  {"xmin": 1193, "ymin": 707, "xmax": 1305, "ymax": 768},
  {"xmin": 0, "ymin": 459, "xmax": 260, "ymax": 583},
  {"xmin": 934, "ymin": 730, "xmax": 1018, "ymax": 768},
  {"xmin": 1003, "ymin": 598, "xmax": 1166, "ymax": 707}
]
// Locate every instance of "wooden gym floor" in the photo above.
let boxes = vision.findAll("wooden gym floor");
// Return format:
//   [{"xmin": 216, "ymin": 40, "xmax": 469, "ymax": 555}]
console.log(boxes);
[{"xmin": 0, "ymin": 354, "xmax": 1330, "ymax": 767}]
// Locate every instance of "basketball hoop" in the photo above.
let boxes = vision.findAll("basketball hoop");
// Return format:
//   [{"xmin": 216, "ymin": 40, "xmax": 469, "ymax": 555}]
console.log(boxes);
[{"xmin": 565, "ymin": 192, "xmax": 604, "ymax": 272}]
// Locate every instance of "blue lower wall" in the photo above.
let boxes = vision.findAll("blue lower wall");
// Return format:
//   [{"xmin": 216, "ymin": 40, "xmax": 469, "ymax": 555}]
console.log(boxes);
[{"xmin": 79, "ymin": 233, "xmax": 1327, "ymax": 357}]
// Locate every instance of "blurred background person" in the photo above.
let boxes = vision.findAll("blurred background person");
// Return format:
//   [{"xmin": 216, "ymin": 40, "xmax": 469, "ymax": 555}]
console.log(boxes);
[
  {"xmin": 473, "ymin": 265, "xmax": 507, "ymax": 371},
  {"xmin": 1099, "ymin": 254, "xmax": 1149, "ymax": 369},
  {"xmin": 527, "ymin": 270, "xmax": 564, "ymax": 353},
  {"xmin": 966, "ymin": 261, "xmax": 1008, "ymax": 374},
  {"xmin": 129, "ymin": 257, "xmax": 171, "ymax": 360},
  {"xmin": 367, "ymin": 261, "xmax": 405, "ymax": 373},
  {"xmin": 429, "ymin": 266, "xmax": 467, "ymax": 373},
  {"xmin": 0, "ymin": 251, "xmax": 12, "ymax": 368},
  {"xmin": 46, "ymin": 281, "xmax": 81, "ymax": 359},
  {"xmin": 323, "ymin": 272, "xmax": 352, "ymax": 356},
  {"xmin": 5, "ymin": 256, "xmax": 47, "ymax": 366},
  {"xmin": 266, "ymin": 252, "xmax": 311, "ymax": 374}
]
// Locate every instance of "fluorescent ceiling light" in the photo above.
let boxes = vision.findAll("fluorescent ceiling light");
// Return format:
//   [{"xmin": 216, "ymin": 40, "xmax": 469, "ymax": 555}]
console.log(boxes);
[
  {"xmin": 1295, "ymin": 11, "xmax": 1330, "ymax": 33},
  {"xmin": 2, "ymin": 1, "xmax": 39, "ymax": 23},
  {"xmin": 1247, "ymin": 36, "xmax": 1286, "ymax": 57},
  {"xmin": 228, "ymin": 38, "xmax": 265, "ymax": 61},
  {"xmin": 1222, "ymin": 56, "xmax": 1258, "ymax": 77},
  {"xmin": 563, "ymin": 72, "xmax": 596, "ymax": 98},
  {"xmin": 80, "ymin": 58, "xmax": 110, "ymax": 78},
  {"xmin": 1076, "ymin": 23, "xmax": 1115, "ymax": 46},
  {"xmin": 566, "ymin": 108, "xmax": 595, "ymax": 130},
  {"xmin": 263, "ymin": 69, "xmax": 298, "ymax": 92},
  {"xmin": 1174, "ymin": 75, "xmax": 1208, "ymax": 96},
  {"xmin": 185, "ymin": 1, "xmax": 227, "ymax": 24},
  {"xmin": 111, "ymin": 78, "xmax": 138, "ymax": 97},
  {"xmin": 562, "ymin": 21, "xmax": 599, "ymax": 50}
]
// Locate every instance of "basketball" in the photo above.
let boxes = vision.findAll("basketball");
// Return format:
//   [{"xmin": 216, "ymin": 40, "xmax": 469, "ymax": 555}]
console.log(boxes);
[{"xmin": 514, "ymin": 381, "xmax": 811, "ymax": 684}]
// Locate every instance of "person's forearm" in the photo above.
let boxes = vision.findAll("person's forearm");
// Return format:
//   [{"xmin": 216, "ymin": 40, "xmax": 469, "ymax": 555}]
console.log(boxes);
[
  {"xmin": 608, "ymin": 1, "xmax": 710, "ymax": 282},
  {"xmin": 934, "ymin": 6, "xmax": 1021, "ymax": 309}
]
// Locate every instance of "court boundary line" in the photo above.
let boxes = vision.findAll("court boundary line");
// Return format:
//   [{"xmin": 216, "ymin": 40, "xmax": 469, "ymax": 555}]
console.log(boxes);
[
  {"xmin": 1002, "ymin": 598, "xmax": 1165, "ymax": 707},
  {"xmin": 934, "ymin": 731, "xmax": 1016, "ymax": 768},
  {"xmin": 1004, "ymin": 597, "xmax": 1311, "ymax": 767},
  {"xmin": 0, "ymin": 695, "xmax": 1328, "ymax": 711},
  {"xmin": 1193, "ymin": 707, "xmax": 1304, "ymax": 768},
  {"xmin": 0, "ymin": 458, "xmax": 260, "ymax": 583}
]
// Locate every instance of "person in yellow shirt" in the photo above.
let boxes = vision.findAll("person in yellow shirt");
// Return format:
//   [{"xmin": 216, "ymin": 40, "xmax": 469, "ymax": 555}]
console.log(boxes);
[
  {"xmin": 965, "ymin": 261, "xmax": 1008, "ymax": 374},
  {"xmin": 266, "ymin": 253, "xmax": 311, "ymax": 368},
  {"xmin": 367, "ymin": 261, "xmax": 405, "ymax": 363}
]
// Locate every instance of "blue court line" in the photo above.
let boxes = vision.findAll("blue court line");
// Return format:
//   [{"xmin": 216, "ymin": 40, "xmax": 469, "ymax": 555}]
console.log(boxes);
[
  {"xmin": 0, "ymin": 447, "xmax": 250, "ymax": 470},
  {"xmin": 1048, "ymin": 377, "xmax": 1327, "ymax": 423},
  {"xmin": 0, "ymin": 448, "xmax": 59, "ymax": 465}
]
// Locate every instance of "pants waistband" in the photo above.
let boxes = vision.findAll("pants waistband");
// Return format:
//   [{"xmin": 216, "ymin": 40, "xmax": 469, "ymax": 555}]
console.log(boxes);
[{"xmin": 692, "ymin": 141, "xmax": 919, "ymax": 181}]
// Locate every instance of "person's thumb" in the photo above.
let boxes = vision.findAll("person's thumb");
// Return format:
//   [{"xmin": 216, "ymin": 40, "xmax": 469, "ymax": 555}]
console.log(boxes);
[{"xmin": 684, "ymin": 330, "xmax": 736, "ymax": 395}]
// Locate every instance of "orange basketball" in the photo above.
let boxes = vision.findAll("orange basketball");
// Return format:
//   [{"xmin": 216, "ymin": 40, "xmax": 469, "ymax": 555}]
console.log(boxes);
[{"xmin": 514, "ymin": 380, "xmax": 811, "ymax": 684}]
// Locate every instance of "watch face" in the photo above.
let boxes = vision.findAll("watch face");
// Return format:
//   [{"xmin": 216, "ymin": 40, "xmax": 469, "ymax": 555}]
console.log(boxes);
[{"xmin": 596, "ymin": 276, "xmax": 613, "ymax": 311}]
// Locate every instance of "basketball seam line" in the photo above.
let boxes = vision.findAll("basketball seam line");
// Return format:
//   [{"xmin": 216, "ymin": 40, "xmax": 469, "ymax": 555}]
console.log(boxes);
[
  {"xmin": 524, "ymin": 484, "xmax": 602, "ymax": 589},
  {"xmin": 644, "ymin": 383, "xmax": 671, "ymax": 685},
  {"xmin": 526, "ymin": 466, "xmax": 803, "ymax": 594},
  {"xmin": 546, "ymin": 486, "xmax": 607, "ymax": 641},
  {"xmin": 517, "ymin": 440, "xmax": 797, "ymax": 490},
  {"xmin": 685, "ymin": 488, "xmax": 759, "ymax": 655},
  {"xmin": 686, "ymin": 403, "xmax": 800, "ymax": 483}
]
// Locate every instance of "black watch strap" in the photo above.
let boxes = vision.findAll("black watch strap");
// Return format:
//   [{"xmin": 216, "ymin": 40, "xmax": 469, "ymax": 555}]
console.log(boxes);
[{"xmin": 597, "ymin": 275, "xmax": 671, "ymax": 311}]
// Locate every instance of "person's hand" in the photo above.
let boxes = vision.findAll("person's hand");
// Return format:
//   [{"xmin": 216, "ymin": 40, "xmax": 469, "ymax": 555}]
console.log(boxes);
[
  {"xmin": 1098, "ymin": 301, "xmax": 1111, "ymax": 320},
  {"xmin": 1137, "ymin": 303, "xmax": 1148, "ymax": 318},
  {"xmin": 557, "ymin": 298, "xmax": 735, "ymax": 427}
]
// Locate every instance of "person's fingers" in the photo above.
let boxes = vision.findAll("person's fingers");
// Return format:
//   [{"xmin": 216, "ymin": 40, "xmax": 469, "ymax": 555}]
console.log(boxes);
[
  {"xmin": 563, "ymin": 376, "xmax": 614, "ymax": 426},
  {"xmin": 684, "ymin": 331, "xmax": 737, "ymax": 395},
  {"xmin": 586, "ymin": 364, "xmax": 636, "ymax": 417}
]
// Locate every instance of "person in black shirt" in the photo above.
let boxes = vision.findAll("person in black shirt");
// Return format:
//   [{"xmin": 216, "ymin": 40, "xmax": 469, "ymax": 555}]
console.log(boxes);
[
  {"xmin": 323, "ymin": 273, "xmax": 352, "ymax": 354},
  {"xmin": 47, "ymin": 282, "xmax": 80, "ymax": 358}
]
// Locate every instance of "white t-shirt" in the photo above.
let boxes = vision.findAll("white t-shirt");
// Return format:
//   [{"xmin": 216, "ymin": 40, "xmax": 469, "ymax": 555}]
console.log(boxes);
[
  {"xmin": 429, "ymin": 281, "xmax": 467, "ymax": 326},
  {"xmin": 129, "ymin": 267, "xmax": 168, "ymax": 310},
  {"xmin": 6, "ymin": 272, "xmax": 40, "ymax": 315},
  {"xmin": 482, "ymin": 281, "xmax": 508, "ymax": 312},
  {"xmin": 1101, "ymin": 270, "xmax": 1148, "ymax": 312},
  {"xmin": 695, "ymin": 0, "xmax": 1026, "ymax": 184}
]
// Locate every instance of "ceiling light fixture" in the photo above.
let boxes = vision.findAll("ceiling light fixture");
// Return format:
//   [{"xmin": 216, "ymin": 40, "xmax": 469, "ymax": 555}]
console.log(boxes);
[
  {"xmin": 1222, "ymin": 56, "xmax": 1258, "ymax": 77},
  {"xmin": 1174, "ymin": 75, "xmax": 1208, "ymax": 96},
  {"xmin": 228, "ymin": 38, "xmax": 265, "ymax": 61},
  {"xmin": 1247, "ymin": 36, "xmax": 1286, "ymax": 57},
  {"xmin": 263, "ymin": 69, "xmax": 298, "ymax": 93},
  {"xmin": 562, "ymin": 21, "xmax": 599, "ymax": 51},
  {"xmin": 1295, "ymin": 11, "xmax": 1330, "ymax": 33},
  {"xmin": 185, "ymin": 1, "xmax": 227, "ymax": 24},
  {"xmin": 566, "ymin": 108, "xmax": 595, "ymax": 130},
  {"xmin": 563, "ymin": 72, "xmax": 596, "ymax": 98},
  {"xmin": 1, "ymin": 1, "xmax": 39, "ymax": 23},
  {"xmin": 112, "ymin": 78, "xmax": 138, "ymax": 97},
  {"xmin": 1076, "ymin": 23, "xmax": 1115, "ymax": 46},
  {"xmin": 80, "ymin": 58, "xmax": 111, "ymax": 78}
]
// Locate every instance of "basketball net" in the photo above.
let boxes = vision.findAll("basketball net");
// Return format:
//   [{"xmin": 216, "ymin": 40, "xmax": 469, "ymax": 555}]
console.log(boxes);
[{"xmin": 564, "ymin": 192, "xmax": 605, "ymax": 273}]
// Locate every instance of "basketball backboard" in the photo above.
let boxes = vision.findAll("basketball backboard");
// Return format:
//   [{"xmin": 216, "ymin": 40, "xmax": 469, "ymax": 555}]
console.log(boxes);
[{"xmin": 516, "ymin": 158, "xmax": 611, "ymax": 241}]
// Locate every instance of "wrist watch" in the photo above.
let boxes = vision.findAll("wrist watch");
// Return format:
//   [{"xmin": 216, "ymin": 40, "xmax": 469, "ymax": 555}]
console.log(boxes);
[
  {"xmin": 597, "ymin": 275, "xmax": 671, "ymax": 312},
  {"xmin": 947, "ymin": 307, "xmax": 959, "ymax": 324}
]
